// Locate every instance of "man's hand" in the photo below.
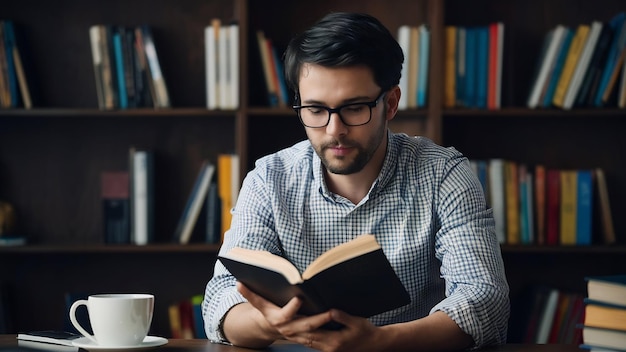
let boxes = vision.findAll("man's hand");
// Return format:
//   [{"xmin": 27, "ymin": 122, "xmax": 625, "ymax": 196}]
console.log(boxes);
[{"xmin": 234, "ymin": 282, "xmax": 386, "ymax": 352}]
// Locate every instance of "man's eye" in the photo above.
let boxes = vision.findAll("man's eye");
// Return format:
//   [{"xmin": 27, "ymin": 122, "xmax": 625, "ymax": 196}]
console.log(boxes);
[
  {"xmin": 345, "ymin": 105, "xmax": 365, "ymax": 113},
  {"xmin": 306, "ymin": 107, "xmax": 325, "ymax": 115}
]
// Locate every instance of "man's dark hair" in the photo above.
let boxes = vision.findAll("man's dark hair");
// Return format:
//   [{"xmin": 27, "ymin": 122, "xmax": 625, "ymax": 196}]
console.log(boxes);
[{"xmin": 283, "ymin": 12, "xmax": 404, "ymax": 99}]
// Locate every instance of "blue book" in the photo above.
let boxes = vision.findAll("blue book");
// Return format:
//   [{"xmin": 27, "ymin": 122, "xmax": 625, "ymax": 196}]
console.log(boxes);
[
  {"xmin": 112, "ymin": 30, "xmax": 128, "ymax": 109},
  {"xmin": 576, "ymin": 170, "xmax": 593, "ymax": 245},
  {"xmin": 594, "ymin": 12, "xmax": 626, "ymax": 107},
  {"xmin": 475, "ymin": 26, "xmax": 489, "ymax": 109},
  {"xmin": 464, "ymin": 27, "xmax": 476, "ymax": 108},
  {"xmin": 3, "ymin": 21, "xmax": 19, "ymax": 107},
  {"xmin": 417, "ymin": 25, "xmax": 430, "ymax": 107},
  {"xmin": 455, "ymin": 27, "xmax": 466, "ymax": 106},
  {"xmin": 543, "ymin": 28, "xmax": 574, "ymax": 107}
]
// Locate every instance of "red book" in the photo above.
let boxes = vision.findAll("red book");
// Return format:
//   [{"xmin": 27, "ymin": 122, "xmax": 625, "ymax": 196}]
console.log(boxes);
[
  {"xmin": 534, "ymin": 165, "xmax": 547, "ymax": 245},
  {"xmin": 487, "ymin": 22, "xmax": 503, "ymax": 110},
  {"xmin": 545, "ymin": 169, "xmax": 560, "ymax": 245}
]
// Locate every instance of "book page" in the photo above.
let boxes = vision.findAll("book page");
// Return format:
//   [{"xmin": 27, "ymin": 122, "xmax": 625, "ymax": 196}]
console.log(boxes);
[
  {"xmin": 222, "ymin": 247, "xmax": 302, "ymax": 284},
  {"xmin": 302, "ymin": 234, "xmax": 380, "ymax": 280}
]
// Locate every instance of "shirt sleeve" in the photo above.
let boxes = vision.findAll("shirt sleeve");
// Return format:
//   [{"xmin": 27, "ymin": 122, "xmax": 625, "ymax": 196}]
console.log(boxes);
[{"xmin": 431, "ymin": 154, "xmax": 510, "ymax": 347}]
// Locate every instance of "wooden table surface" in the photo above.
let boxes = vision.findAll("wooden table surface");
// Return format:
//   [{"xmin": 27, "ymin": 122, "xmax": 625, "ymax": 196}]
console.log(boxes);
[{"xmin": 0, "ymin": 334, "xmax": 583, "ymax": 351}]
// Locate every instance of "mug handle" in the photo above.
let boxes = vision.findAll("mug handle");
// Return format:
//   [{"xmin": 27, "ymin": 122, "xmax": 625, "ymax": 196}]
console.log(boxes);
[{"xmin": 69, "ymin": 299, "xmax": 98, "ymax": 344}]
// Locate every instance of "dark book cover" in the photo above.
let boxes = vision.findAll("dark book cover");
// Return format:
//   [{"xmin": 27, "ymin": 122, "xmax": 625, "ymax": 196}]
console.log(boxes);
[
  {"xmin": 219, "ymin": 247, "xmax": 410, "ymax": 319},
  {"xmin": 101, "ymin": 171, "xmax": 130, "ymax": 244},
  {"xmin": 575, "ymin": 24, "xmax": 613, "ymax": 107}
]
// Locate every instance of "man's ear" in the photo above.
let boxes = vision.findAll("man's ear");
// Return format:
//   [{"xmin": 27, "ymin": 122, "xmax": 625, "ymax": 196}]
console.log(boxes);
[{"xmin": 385, "ymin": 86, "xmax": 401, "ymax": 121}]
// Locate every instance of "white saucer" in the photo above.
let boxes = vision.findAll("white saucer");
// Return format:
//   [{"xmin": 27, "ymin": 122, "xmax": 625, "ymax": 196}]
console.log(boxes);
[{"xmin": 72, "ymin": 336, "xmax": 168, "ymax": 351}]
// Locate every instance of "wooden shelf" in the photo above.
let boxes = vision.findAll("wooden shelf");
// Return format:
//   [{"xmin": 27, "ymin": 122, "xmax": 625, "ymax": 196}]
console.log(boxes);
[{"xmin": 0, "ymin": 243, "xmax": 221, "ymax": 254}]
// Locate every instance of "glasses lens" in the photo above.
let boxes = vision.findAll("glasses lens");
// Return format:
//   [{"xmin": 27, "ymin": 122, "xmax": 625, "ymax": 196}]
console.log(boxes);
[
  {"xmin": 339, "ymin": 103, "xmax": 372, "ymax": 126},
  {"xmin": 299, "ymin": 107, "xmax": 329, "ymax": 128}
]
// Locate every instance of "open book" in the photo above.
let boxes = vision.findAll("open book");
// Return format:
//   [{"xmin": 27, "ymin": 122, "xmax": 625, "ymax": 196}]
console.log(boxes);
[{"xmin": 218, "ymin": 234, "xmax": 410, "ymax": 319}]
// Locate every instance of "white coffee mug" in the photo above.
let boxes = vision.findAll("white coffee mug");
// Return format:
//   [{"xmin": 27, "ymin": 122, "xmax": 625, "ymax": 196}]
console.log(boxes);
[{"xmin": 69, "ymin": 293, "xmax": 154, "ymax": 347}]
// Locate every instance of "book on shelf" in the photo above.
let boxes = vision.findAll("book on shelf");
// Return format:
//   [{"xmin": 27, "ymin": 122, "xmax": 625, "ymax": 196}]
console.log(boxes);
[
  {"xmin": 559, "ymin": 170, "xmax": 577, "ymax": 245},
  {"xmin": 594, "ymin": 12, "xmax": 626, "ymax": 107},
  {"xmin": 217, "ymin": 153, "xmax": 239, "ymax": 240},
  {"xmin": 476, "ymin": 26, "xmax": 489, "ymax": 109},
  {"xmin": 552, "ymin": 24, "xmax": 590, "ymax": 108},
  {"xmin": 575, "ymin": 170, "xmax": 593, "ymax": 245},
  {"xmin": 416, "ymin": 24, "xmax": 430, "ymax": 108},
  {"xmin": 205, "ymin": 18, "xmax": 220, "ymax": 110},
  {"xmin": 255, "ymin": 30, "xmax": 280, "ymax": 107},
  {"xmin": 454, "ymin": 26, "xmax": 467, "ymax": 107},
  {"xmin": 534, "ymin": 165, "xmax": 547, "ymax": 245},
  {"xmin": 129, "ymin": 147, "xmax": 155, "ymax": 245},
  {"xmin": 584, "ymin": 299, "xmax": 626, "ymax": 331},
  {"xmin": 541, "ymin": 28, "xmax": 574, "ymax": 108},
  {"xmin": 586, "ymin": 275, "xmax": 626, "ymax": 307},
  {"xmin": 397, "ymin": 25, "xmax": 411, "ymax": 110},
  {"xmin": 545, "ymin": 169, "xmax": 560, "ymax": 245},
  {"xmin": 562, "ymin": 21, "xmax": 603, "ymax": 110},
  {"xmin": 601, "ymin": 46, "xmax": 626, "ymax": 106},
  {"xmin": 581, "ymin": 326, "xmax": 626, "ymax": 352},
  {"xmin": 218, "ymin": 234, "xmax": 410, "ymax": 321},
  {"xmin": 487, "ymin": 22, "xmax": 504, "ymax": 110},
  {"xmin": 487, "ymin": 158, "xmax": 506, "ymax": 244},
  {"xmin": 205, "ymin": 180, "xmax": 221, "ymax": 244},
  {"xmin": 463, "ymin": 27, "xmax": 477, "ymax": 108},
  {"xmin": 141, "ymin": 25, "xmax": 170, "ymax": 108},
  {"xmin": 168, "ymin": 295, "xmax": 207, "ymax": 339},
  {"xmin": 575, "ymin": 23, "xmax": 614, "ymax": 107},
  {"xmin": 594, "ymin": 168, "xmax": 615, "ymax": 244},
  {"xmin": 407, "ymin": 26, "xmax": 419, "ymax": 108},
  {"xmin": 172, "ymin": 160, "xmax": 216, "ymax": 244},
  {"xmin": 101, "ymin": 171, "xmax": 131, "ymax": 244},
  {"xmin": 527, "ymin": 25, "xmax": 568, "ymax": 109},
  {"xmin": 504, "ymin": 161, "xmax": 520, "ymax": 244},
  {"xmin": 443, "ymin": 25, "xmax": 456, "ymax": 108}
]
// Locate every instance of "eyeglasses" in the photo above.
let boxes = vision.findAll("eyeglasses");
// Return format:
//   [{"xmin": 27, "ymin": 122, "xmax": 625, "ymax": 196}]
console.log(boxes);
[{"xmin": 293, "ymin": 91, "xmax": 386, "ymax": 128}]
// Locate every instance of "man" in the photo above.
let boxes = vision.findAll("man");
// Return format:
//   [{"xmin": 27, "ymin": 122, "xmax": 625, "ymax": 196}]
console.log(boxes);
[{"xmin": 203, "ymin": 12, "xmax": 509, "ymax": 351}]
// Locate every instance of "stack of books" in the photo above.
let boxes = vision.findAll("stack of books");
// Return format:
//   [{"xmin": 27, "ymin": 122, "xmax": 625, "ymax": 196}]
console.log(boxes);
[
  {"xmin": 580, "ymin": 275, "xmax": 626, "ymax": 351},
  {"xmin": 0, "ymin": 20, "xmax": 32, "ymax": 109},
  {"xmin": 527, "ymin": 12, "xmax": 626, "ymax": 110},
  {"xmin": 397, "ymin": 24, "xmax": 431, "ymax": 110},
  {"xmin": 442, "ymin": 22, "xmax": 504, "ymax": 110},
  {"xmin": 89, "ymin": 24, "xmax": 170, "ymax": 110}
]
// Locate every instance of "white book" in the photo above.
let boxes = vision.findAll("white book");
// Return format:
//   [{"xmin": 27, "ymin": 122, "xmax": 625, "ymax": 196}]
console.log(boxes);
[
  {"xmin": 174, "ymin": 161, "xmax": 215, "ymax": 244},
  {"xmin": 396, "ymin": 25, "xmax": 411, "ymax": 110},
  {"xmin": 488, "ymin": 159, "xmax": 506, "ymax": 244},
  {"xmin": 142, "ymin": 26, "xmax": 170, "ymax": 108},
  {"xmin": 562, "ymin": 21, "xmax": 603, "ymax": 110},
  {"xmin": 535, "ymin": 288, "xmax": 559, "ymax": 343},
  {"xmin": 205, "ymin": 19, "xmax": 220, "ymax": 109},
  {"xmin": 219, "ymin": 23, "xmax": 230, "ymax": 109},
  {"xmin": 88, "ymin": 26, "xmax": 104, "ymax": 109},
  {"xmin": 131, "ymin": 149, "xmax": 152, "ymax": 245},
  {"xmin": 228, "ymin": 22, "xmax": 239, "ymax": 109},
  {"xmin": 527, "ymin": 25, "xmax": 567, "ymax": 109}
]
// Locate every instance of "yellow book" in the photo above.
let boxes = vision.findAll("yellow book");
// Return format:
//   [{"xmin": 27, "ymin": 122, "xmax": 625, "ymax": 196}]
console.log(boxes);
[
  {"xmin": 552, "ymin": 24, "xmax": 589, "ymax": 107},
  {"xmin": 559, "ymin": 170, "xmax": 577, "ymax": 245},
  {"xmin": 408, "ymin": 26, "xmax": 419, "ymax": 108},
  {"xmin": 217, "ymin": 154, "xmax": 233, "ymax": 239},
  {"xmin": 444, "ymin": 26, "xmax": 457, "ymax": 108},
  {"xmin": 504, "ymin": 161, "xmax": 519, "ymax": 244}
]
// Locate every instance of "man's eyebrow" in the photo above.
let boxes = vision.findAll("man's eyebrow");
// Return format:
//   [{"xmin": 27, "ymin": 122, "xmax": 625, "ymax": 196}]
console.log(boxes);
[{"xmin": 301, "ymin": 95, "xmax": 374, "ymax": 106}]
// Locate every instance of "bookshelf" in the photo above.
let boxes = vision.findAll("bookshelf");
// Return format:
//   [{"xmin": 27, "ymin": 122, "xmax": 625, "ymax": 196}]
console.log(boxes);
[{"xmin": 0, "ymin": 0, "xmax": 624, "ymax": 342}]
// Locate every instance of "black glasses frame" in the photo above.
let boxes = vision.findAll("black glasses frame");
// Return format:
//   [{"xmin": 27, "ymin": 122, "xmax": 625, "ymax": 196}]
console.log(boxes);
[{"xmin": 292, "ymin": 91, "xmax": 386, "ymax": 128}]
